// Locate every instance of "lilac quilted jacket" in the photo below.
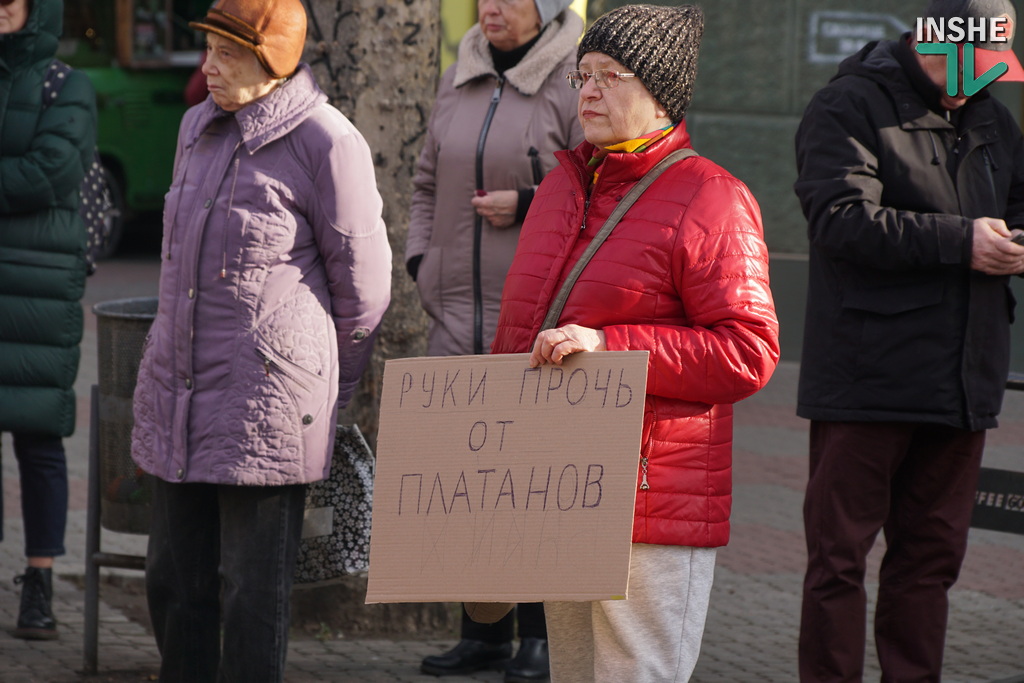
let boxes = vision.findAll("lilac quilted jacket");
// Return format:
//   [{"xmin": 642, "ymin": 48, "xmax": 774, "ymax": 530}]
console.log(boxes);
[{"xmin": 131, "ymin": 64, "xmax": 392, "ymax": 486}]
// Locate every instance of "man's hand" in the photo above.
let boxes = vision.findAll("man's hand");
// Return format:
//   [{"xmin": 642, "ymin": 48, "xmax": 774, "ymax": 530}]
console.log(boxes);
[
  {"xmin": 529, "ymin": 324, "xmax": 607, "ymax": 367},
  {"xmin": 471, "ymin": 190, "xmax": 518, "ymax": 229},
  {"xmin": 971, "ymin": 217, "xmax": 1024, "ymax": 275}
]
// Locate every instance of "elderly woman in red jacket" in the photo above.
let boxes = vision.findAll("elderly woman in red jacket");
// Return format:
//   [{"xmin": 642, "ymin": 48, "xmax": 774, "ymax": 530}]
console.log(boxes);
[{"xmin": 490, "ymin": 5, "xmax": 780, "ymax": 682}]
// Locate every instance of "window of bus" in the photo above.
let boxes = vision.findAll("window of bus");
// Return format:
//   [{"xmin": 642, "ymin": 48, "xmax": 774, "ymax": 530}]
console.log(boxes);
[{"xmin": 114, "ymin": 0, "xmax": 206, "ymax": 67}]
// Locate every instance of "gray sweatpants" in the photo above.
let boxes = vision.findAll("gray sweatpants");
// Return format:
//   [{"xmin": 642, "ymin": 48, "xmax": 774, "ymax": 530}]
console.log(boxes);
[{"xmin": 544, "ymin": 543, "xmax": 717, "ymax": 683}]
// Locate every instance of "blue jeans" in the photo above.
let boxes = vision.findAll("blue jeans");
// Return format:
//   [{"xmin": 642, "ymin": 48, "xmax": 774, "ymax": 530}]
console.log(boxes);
[
  {"xmin": 0, "ymin": 434, "xmax": 68, "ymax": 557},
  {"xmin": 145, "ymin": 478, "xmax": 307, "ymax": 683}
]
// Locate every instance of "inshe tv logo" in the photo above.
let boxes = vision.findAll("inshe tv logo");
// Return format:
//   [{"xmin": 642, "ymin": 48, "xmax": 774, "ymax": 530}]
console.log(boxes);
[{"xmin": 915, "ymin": 14, "xmax": 1014, "ymax": 95}]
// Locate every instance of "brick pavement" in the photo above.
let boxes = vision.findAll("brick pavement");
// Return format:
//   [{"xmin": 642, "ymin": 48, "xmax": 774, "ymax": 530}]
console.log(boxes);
[{"xmin": 2, "ymin": 256, "xmax": 1024, "ymax": 682}]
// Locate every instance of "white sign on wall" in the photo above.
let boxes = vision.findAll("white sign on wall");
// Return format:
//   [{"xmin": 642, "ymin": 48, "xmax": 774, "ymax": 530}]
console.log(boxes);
[{"xmin": 808, "ymin": 11, "xmax": 909, "ymax": 64}]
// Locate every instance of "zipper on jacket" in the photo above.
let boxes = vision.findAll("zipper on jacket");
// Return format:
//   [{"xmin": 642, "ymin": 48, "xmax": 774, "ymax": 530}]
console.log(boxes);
[
  {"xmin": 165, "ymin": 151, "xmax": 196, "ymax": 261},
  {"xmin": 947, "ymin": 111, "xmax": 967, "ymax": 170},
  {"xmin": 580, "ymin": 172, "xmax": 592, "ymax": 232},
  {"xmin": 566, "ymin": 154, "xmax": 592, "ymax": 232},
  {"xmin": 221, "ymin": 155, "xmax": 242, "ymax": 278},
  {"xmin": 981, "ymin": 145, "xmax": 999, "ymax": 207},
  {"xmin": 472, "ymin": 76, "xmax": 505, "ymax": 355},
  {"xmin": 254, "ymin": 348, "xmax": 312, "ymax": 392},
  {"xmin": 639, "ymin": 417, "xmax": 655, "ymax": 491},
  {"xmin": 528, "ymin": 146, "xmax": 543, "ymax": 185}
]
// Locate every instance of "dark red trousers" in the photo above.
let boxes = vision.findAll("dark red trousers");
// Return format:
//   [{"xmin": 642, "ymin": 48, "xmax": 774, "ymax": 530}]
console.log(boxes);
[{"xmin": 798, "ymin": 421, "xmax": 985, "ymax": 683}]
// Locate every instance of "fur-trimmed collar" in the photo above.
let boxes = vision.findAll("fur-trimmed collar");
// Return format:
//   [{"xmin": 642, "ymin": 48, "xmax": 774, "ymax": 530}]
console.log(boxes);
[{"xmin": 453, "ymin": 9, "xmax": 583, "ymax": 96}]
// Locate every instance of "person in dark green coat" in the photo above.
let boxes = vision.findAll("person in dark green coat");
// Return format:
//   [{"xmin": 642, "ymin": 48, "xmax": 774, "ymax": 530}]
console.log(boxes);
[{"xmin": 0, "ymin": 0, "xmax": 96, "ymax": 640}]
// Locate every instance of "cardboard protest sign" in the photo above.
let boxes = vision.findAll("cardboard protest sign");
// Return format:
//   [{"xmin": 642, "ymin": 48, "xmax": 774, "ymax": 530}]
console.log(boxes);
[{"xmin": 365, "ymin": 351, "xmax": 648, "ymax": 604}]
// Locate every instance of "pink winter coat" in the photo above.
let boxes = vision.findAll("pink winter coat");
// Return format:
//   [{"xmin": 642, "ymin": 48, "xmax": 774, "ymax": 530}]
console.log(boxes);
[
  {"xmin": 407, "ymin": 10, "xmax": 584, "ymax": 356},
  {"xmin": 131, "ymin": 65, "xmax": 392, "ymax": 486},
  {"xmin": 491, "ymin": 124, "xmax": 779, "ymax": 547}
]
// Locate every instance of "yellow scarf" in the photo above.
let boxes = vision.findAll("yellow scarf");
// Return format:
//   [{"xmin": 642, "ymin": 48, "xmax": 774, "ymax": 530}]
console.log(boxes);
[{"xmin": 587, "ymin": 124, "xmax": 674, "ymax": 184}]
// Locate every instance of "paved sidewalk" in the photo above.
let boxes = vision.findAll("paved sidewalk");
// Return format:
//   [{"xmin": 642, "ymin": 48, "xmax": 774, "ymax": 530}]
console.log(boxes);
[{"xmin": 3, "ymin": 257, "xmax": 1024, "ymax": 682}]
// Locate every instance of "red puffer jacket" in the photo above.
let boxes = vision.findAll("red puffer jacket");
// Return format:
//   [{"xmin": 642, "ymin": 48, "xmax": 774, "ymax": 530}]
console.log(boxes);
[{"xmin": 491, "ymin": 123, "xmax": 779, "ymax": 548}]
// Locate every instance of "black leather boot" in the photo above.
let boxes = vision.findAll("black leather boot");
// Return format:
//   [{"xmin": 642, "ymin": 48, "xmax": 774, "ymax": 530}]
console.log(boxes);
[
  {"xmin": 420, "ymin": 638, "xmax": 512, "ymax": 676},
  {"xmin": 505, "ymin": 637, "xmax": 549, "ymax": 682},
  {"xmin": 13, "ymin": 567, "xmax": 58, "ymax": 640}
]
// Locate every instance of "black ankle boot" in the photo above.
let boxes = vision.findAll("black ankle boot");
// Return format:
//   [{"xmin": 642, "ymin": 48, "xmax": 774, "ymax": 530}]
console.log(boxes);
[
  {"xmin": 505, "ymin": 637, "xmax": 549, "ymax": 682},
  {"xmin": 13, "ymin": 567, "xmax": 58, "ymax": 640},
  {"xmin": 420, "ymin": 638, "xmax": 512, "ymax": 676}
]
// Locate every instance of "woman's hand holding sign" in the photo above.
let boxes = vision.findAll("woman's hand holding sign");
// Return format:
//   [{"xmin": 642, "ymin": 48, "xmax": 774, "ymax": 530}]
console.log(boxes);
[{"xmin": 530, "ymin": 324, "xmax": 607, "ymax": 367}]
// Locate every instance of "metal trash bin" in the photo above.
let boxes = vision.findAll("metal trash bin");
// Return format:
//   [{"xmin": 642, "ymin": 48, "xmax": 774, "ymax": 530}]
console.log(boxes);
[{"xmin": 92, "ymin": 297, "xmax": 157, "ymax": 534}]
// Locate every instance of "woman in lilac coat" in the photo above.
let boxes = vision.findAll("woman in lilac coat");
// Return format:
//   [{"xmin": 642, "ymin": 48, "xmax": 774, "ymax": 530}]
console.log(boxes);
[{"xmin": 129, "ymin": 0, "xmax": 391, "ymax": 679}]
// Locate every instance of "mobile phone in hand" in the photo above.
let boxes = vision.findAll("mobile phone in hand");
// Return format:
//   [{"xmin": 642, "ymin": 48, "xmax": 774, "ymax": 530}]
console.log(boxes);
[{"xmin": 1012, "ymin": 229, "xmax": 1024, "ymax": 246}]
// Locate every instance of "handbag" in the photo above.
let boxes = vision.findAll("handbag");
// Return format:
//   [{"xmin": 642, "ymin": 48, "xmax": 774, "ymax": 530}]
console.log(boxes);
[
  {"xmin": 293, "ymin": 424, "xmax": 375, "ymax": 584},
  {"xmin": 42, "ymin": 59, "xmax": 116, "ymax": 275}
]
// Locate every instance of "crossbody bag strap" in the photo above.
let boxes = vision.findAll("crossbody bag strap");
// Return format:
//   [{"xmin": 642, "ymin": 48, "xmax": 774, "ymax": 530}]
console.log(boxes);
[
  {"xmin": 41, "ymin": 59, "xmax": 73, "ymax": 109},
  {"xmin": 540, "ymin": 147, "xmax": 698, "ymax": 331}
]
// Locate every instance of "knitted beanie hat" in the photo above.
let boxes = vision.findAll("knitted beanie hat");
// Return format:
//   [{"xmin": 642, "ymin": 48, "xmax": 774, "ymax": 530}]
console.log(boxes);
[
  {"xmin": 190, "ymin": 0, "xmax": 307, "ymax": 79},
  {"xmin": 534, "ymin": 0, "xmax": 574, "ymax": 27},
  {"xmin": 577, "ymin": 4, "xmax": 704, "ymax": 122}
]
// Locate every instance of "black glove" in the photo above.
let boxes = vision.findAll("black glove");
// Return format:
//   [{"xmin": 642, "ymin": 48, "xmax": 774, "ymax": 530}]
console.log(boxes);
[{"xmin": 406, "ymin": 254, "xmax": 423, "ymax": 281}]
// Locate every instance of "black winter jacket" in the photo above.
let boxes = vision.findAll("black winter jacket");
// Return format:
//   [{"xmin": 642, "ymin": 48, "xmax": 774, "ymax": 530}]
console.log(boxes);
[
  {"xmin": 794, "ymin": 37, "xmax": 1024, "ymax": 431},
  {"xmin": 0, "ymin": 0, "xmax": 96, "ymax": 436}
]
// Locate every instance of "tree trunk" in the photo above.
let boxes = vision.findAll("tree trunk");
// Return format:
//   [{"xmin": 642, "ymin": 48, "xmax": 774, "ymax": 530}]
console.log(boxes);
[
  {"xmin": 291, "ymin": 0, "xmax": 449, "ymax": 637},
  {"xmin": 302, "ymin": 0, "xmax": 437, "ymax": 449}
]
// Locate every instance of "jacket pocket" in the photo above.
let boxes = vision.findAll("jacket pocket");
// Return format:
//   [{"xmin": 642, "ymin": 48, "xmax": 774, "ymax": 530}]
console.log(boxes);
[
  {"xmin": 253, "ymin": 343, "xmax": 329, "ymax": 430},
  {"xmin": 842, "ymin": 280, "xmax": 954, "ymax": 402},
  {"xmin": 841, "ymin": 280, "xmax": 944, "ymax": 315}
]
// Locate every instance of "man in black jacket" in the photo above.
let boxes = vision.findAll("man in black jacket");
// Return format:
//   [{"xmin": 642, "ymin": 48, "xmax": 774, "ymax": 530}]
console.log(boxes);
[{"xmin": 794, "ymin": 0, "xmax": 1024, "ymax": 680}]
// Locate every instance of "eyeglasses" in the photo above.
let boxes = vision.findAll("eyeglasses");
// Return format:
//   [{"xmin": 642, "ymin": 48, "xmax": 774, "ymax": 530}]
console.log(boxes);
[{"xmin": 566, "ymin": 69, "xmax": 637, "ymax": 90}]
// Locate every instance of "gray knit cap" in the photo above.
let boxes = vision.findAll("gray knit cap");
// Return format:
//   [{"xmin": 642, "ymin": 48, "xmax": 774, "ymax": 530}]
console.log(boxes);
[
  {"xmin": 577, "ymin": 4, "xmax": 704, "ymax": 122},
  {"xmin": 534, "ymin": 0, "xmax": 574, "ymax": 27}
]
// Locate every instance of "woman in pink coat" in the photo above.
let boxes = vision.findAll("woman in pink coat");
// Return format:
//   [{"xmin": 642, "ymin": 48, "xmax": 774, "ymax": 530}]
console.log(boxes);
[{"xmin": 408, "ymin": 1, "xmax": 583, "ymax": 679}]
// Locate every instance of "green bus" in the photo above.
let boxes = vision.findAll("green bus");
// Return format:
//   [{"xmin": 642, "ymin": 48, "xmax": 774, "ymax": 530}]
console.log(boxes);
[{"xmin": 60, "ymin": 0, "xmax": 205, "ymax": 254}]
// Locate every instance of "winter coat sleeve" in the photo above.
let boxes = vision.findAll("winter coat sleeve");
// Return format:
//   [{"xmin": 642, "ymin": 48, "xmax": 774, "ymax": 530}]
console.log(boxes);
[
  {"xmin": 302, "ymin": 116, "xmax": 392, "ymax": 408},
  {"xmin": 0, "ymin": 70, "xmax": 95, "ymax": 214},
  {"xmin": 407, "ymin": 124, "xmax": 439, "ymax": 264},
  {"xmin": 793, "ymin": 85, "xmax": 970, "ymax": 271},
  {"xmin": 407, "ymin": 70, "xmax": 455, "ymax": 266},
  {"xmin": 603, "ymin": 175, "xmax": 780, "ymax": 405}
]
